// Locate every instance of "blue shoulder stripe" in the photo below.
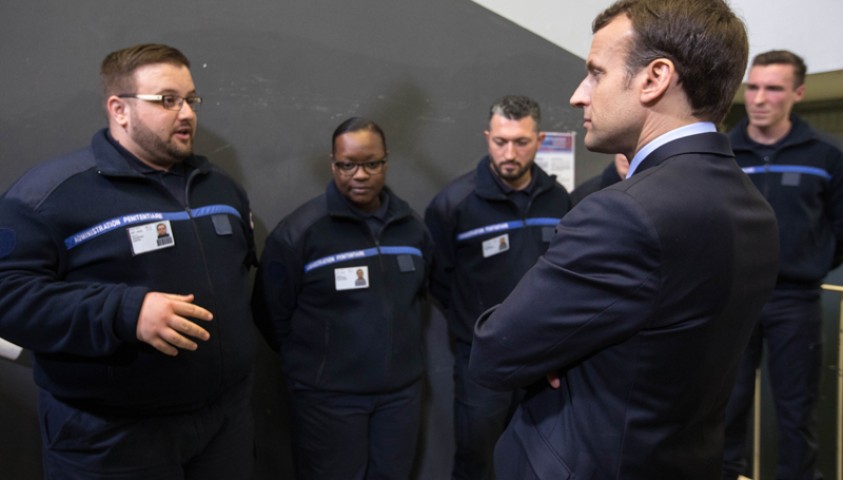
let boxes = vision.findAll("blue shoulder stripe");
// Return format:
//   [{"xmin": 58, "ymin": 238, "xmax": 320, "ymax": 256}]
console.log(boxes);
[
  {"xmin": 742, "ymin": 165, "xmax": 831, "ymax": 180},
  {"xmin": 304, "ymin": 246, "xmax": 423, "ymax": 273},
  {"xmin": 456, "ymin": 217, "xmax": 560, "ymax": 242},
  {"xmin": 64, "ymin": 204, "xmax": 241, "ymax": 250}
]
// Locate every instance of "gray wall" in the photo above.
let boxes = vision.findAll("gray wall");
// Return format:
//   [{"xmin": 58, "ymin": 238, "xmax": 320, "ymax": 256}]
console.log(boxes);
[{"xmin": 0, "ymin": 1, "xmax": 607, "ymax": 478}]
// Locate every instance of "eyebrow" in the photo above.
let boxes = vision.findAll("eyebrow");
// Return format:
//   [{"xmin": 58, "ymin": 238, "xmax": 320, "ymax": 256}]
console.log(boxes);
[
  {"xmin": 492, "ymin": 136, "xmax": 531, "ymax": 141},
  {"xmin": 585, "ymin": 60, "xmax": 604, "ymax": 74},
  {"xmin": 746, "ymin": 83, "xmax": 786, "ymax": 90},
  {"xmin": 154, "ymin": 88, "xmax": 198, "ymax": 95}
]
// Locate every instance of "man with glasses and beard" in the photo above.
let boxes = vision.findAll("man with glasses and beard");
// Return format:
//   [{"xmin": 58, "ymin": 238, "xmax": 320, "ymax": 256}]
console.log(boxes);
[{"xmin": 0, "ymin": 44, "xmax": 257, "ymax": 479}]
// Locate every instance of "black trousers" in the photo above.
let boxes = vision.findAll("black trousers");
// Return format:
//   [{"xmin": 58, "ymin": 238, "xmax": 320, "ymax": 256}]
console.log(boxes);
[
  {"xmin": 722, "ymin": 288, "xmax": 823, "ymax": 480},
  {"xmin": 287, "ymin": 379, "xmax": 422, "ymax": 480},
  {"xmin": 39, "ymin": 376, "xmax": 254, "ymax": 480}
]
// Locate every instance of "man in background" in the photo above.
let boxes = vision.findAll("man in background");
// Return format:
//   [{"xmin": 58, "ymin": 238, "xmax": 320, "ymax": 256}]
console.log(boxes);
[
  {"xmin": 425, "ymin": 95, "xmax": 571, "ymax": 480},
  {"xmin": 723, "ymin": 49, "xmax": 843, "ymax": 480}
]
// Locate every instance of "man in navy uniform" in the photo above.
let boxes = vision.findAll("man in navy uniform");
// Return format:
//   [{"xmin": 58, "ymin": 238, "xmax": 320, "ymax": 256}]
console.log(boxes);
[
  {"xmin": 425, "ymin": 95, "xmax": 571, "ymax": 480},
  {"xmin": 0, "ymin": 44, "xmax": 257, "ymax": 479},
  {"xmin": 723, "ymin": 49, "xmax": 843, "ymax": 480}
]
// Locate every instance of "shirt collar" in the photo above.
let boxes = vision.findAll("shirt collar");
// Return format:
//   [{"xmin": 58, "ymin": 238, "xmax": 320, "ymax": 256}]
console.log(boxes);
[{"xmin": 626, "ymin": 122, "xmax": 716, "ymax": 178}]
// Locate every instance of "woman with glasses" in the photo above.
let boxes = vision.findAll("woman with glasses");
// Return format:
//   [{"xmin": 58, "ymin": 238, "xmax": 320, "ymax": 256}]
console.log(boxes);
[{"xmin": 253, "ymin": 117, "xmax": 433, "ymax": 479}]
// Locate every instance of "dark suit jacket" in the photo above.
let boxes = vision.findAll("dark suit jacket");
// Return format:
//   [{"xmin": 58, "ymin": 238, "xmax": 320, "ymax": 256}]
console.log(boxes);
[{"xmin": 469, "ymin": 132, "xmax": 779, "ymax": 479}]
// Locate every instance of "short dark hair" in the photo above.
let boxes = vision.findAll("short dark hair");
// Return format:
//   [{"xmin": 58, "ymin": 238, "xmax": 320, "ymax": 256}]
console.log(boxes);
[
  {"xmin": 489, "ymin": 95, "xmax": 541, "ymax": 131},
  {"xmin": 751, "ymin": 50, "xmax": 807, "ymax": 88},
  {"xmin": 331, "ymin": 117, "xmax": 387, "ymax": 154},
  {"xmin": 100, "ymin": 44, "xmax": 190, "ymax": 99},
  {"xmin": 594, "ymin": 0, "xmax": 748, "ymax": 123}
]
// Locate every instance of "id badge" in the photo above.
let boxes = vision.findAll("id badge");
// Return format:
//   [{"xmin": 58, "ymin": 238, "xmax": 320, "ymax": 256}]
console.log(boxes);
[
  {"xmin": 335, "ymin": 266, "xmax": 369, "ymax": 291},
  {"xmin": 128, "ymin": 220, "xmax": 175, "ymax": 255},
  {"xmin": 482, "ymin": 233, "xmax": 510, "ymax": 258}
]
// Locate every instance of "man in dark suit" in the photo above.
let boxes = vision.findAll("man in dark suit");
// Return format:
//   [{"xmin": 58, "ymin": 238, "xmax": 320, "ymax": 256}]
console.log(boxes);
[{"xmin": 468, "ymin": 1, "xmax": 780, "ymax": 478}]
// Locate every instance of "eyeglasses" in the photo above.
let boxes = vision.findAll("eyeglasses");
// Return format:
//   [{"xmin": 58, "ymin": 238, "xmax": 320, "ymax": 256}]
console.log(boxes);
[
  {"xmin": 117, "ymin": 94, "xmax": 203, "ymax": 111},
  {"xmin": 333, "ymin": 159, "xmax": 388, "ymax": 176}
]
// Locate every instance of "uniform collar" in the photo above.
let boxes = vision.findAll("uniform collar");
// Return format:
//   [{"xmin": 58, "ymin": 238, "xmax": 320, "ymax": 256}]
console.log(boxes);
[{"xmin": 325, "ymin": 180, "xmax": 409, "ymax": 222}]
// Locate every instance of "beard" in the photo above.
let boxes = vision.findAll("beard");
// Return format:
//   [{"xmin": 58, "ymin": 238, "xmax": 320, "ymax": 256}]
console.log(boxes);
[
  {"xmin": 130, "ymin": 112, "xmax": 193, "ymax": 167},
  {"xmin": 492, "ymin": 159, "xmax": 532, "ymax": 182}
]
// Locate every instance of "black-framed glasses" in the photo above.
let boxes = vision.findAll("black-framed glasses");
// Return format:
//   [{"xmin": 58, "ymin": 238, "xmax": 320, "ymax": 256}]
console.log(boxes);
[
  {"xmin": 333, "ymin": 159, "xmax": 388, "ymax": 176},
  {"xmin": 117, "ymin": 94, "xmax": 202, "ymax": 111}
]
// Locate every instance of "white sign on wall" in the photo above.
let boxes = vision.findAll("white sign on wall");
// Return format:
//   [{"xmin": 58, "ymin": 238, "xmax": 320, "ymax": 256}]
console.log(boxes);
[{"xmin": 535, "ymin": 131, "xmax": 576, "ymax": 192}]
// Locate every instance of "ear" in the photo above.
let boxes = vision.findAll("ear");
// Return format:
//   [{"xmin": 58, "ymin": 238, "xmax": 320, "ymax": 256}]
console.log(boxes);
[
  {"xmin": 484, "ymin": 130, "xmax": 491, "ymax": 141},
  {"xmin": 537, "ymin": 131, "xmax": 546, "ymax": 144},
  {"xmin": 640, "ymin": 58, "xmax": 675, "ymax": 104},
  {"xmin": 794, "ymin": 83, "xmax": 806, "ymax": 103},
  {"xmin": 106, "ymin": 95, "xmax": 130, "ymax": 127}
]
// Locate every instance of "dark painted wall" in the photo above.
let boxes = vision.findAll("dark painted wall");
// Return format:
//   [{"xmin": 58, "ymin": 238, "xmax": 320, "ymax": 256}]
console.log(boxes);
[{"xmin": 0, "ymin": 1, "xmax": 608, "ymax": 478}]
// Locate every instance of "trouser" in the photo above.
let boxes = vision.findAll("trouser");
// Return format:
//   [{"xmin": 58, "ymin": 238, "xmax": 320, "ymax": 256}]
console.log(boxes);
[
  {"xmin": 453, "ymin": 341, "xmax": 523, "ymax": 480},
  {"xmin": 39, "ymin": 375, "xmax": 254, "ymax": 480},
  {"xmin": 287, "ymin": 379, "xmax": 422, "ymax": 480},
  {"xmin": 722, "ymin": 288, "xmax": 823, "ymax": 480}
]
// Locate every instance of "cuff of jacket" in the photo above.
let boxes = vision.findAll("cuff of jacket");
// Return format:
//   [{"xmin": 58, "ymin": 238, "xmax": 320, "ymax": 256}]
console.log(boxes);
[{"xmin": 114, "ymin": 286, "xmax": 150, "ymax": 343}]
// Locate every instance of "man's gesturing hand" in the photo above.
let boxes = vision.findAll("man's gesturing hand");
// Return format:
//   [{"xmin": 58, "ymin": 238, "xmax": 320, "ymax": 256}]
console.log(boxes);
[{"xmin": 136, "ymin": 292, "xmax": 213, "ymax": 356}]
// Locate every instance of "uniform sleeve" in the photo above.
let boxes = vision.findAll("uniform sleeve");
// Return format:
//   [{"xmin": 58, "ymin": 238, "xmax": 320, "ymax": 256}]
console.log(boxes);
[
  {"xmin": 424, "ymin": 196, "xmax": 456, "ymax": 310},
  {"xmin": 238, "ymin": 191, "xmax": 259, "ymax": 270},
  {"xmin": 826, "ymin": 147, "xmax": 843, "ymax": 269},
  {"xmin": 416, "ymin": 213, "xmax": 436, "ymax": 293},
  {"xmin": 0, "ymin": 198, "xmax": 148, "ymax": 356},
  {"xmin": 469, "ymin": 190, "xmax": 661, "ymax": 390},
  {"xmin": 251, "ymin": 224, "xmax": 303, "ymax": 352}
]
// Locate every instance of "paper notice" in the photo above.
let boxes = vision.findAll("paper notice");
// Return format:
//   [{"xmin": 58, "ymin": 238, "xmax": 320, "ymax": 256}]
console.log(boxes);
[{"xmin": 535, "ymin": 131, "xmax": 576, "ymax": 192}]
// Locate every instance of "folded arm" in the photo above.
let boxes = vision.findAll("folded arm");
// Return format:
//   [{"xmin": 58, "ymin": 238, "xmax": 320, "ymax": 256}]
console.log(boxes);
[{"xmin": 469, "ymin": 191, "xmax": 662, "ymax": 390}]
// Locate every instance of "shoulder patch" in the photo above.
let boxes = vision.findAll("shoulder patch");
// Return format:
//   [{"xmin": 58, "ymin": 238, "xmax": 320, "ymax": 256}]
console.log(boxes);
[{"xmin": 0, "ymin": 228, "xmax": 16, "ymax": 259}]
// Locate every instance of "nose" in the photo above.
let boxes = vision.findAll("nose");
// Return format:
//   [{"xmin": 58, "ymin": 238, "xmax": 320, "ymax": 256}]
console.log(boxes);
[
  {"xmin": 178, "ymin": 100, "xmax": 197, "ymax": 119},
  {"xmin": 352, "ymin": 164, "xmax": 370, "ymax": 180},
  {"xmin": 503, "ymin": 142, "xmax": 516, "ymax": 159},
  {"xmin": 751, "ymin": 88, "xmax": 766, "ymax": 105},
  {"xmin": 570, "ymin": 78, "xmax": 589, "ymax": 108}
]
